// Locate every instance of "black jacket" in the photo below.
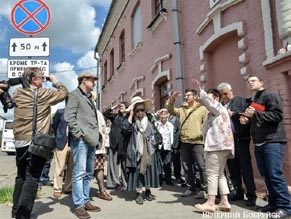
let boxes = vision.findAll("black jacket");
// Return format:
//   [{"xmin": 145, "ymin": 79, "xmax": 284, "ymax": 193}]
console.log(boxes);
[
  {"xmin": 249, "ymin": 89, "xmax": 286, "ymax": 144},
  {"xmin": 103, "ymin": 109, "xmax": 129, "ymax": 157},
  {"xmin": 228, "ymin": 96, "xmax": 251, "ymax": 140}
]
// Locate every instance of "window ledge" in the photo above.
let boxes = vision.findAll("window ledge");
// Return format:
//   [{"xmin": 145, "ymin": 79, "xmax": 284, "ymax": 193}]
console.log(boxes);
[
  {"xmin": 129, "ymin": 42, "xmax": 142, "ymax": 58},
  {"xmin": 108, "ymin": 75, "xmax": 115, "ymax": 84},
  {"xmin": 117, "ymin": 61, "xmax": 126, "ymax": 73},
  {"xmin": 263, "ymin": 50, "xmax": 291, "ymax": 69},
  {"xmin": 101, "ymin": 84, "xmax": 108, "ymax": 92},
  {"xmin": 147, "ymin": 8, "xmax": 168, "ymax": 32}
]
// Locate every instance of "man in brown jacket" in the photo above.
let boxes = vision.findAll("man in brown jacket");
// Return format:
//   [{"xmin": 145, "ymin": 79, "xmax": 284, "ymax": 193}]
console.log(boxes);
[{"xmin": 11, "ymin": 67, "xmax": 68, "ymax": 219}]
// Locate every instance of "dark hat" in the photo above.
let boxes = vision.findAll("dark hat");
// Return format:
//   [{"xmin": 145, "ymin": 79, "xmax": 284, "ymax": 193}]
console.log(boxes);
[{"xmin": 78, "ymin": 72, "xmax": 98, "ymax": 80}]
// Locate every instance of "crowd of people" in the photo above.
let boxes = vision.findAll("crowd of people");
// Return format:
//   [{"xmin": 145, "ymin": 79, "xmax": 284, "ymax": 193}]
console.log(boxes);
[{"xmin": 2, "ymin": 68, "xmax": 290, "ymax": 219}]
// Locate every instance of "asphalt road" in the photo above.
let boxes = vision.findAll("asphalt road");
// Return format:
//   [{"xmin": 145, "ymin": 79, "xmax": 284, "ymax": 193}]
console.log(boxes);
[{"xmin": 0, "ymin": 151, "xmax": 270, "ymax": 219}]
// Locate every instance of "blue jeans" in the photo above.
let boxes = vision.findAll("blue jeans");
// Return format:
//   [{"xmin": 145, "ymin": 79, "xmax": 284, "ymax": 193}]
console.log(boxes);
[
  {"xmin": 255, "ymin": 143, "xmax": 291, "ymax": 213},
  {"xmin": 70, "ymin": 138, "xmax": 96, "ymax": 209}
]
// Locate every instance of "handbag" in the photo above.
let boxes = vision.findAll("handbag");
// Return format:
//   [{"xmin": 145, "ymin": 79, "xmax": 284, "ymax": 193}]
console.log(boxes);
[{"xmin": 28, "ymin": 89, "xmax": 56, "ymax": 160}]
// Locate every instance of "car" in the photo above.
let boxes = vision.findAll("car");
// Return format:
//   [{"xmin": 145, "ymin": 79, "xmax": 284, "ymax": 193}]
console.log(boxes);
[{"xmin": 1, "ymin": 120, "xmax": 15, "ymax": 155}]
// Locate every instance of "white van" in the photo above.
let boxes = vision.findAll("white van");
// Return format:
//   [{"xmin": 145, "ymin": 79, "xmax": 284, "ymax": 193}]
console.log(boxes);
[{"xmin": 1, "ymin": 120, "xmax": 15, "ymax": 155}]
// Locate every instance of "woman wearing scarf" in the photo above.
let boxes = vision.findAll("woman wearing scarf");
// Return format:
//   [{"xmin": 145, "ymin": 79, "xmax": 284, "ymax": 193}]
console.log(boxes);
[{"xmin": 122, "ymin": 96, "xmax": 162, "ymax": 205}]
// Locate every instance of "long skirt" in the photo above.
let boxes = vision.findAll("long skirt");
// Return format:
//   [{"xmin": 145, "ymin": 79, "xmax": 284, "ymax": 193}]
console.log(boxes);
[{"xmin": 127, "ymin": 152, "xmax": 162, "ymax": 191}]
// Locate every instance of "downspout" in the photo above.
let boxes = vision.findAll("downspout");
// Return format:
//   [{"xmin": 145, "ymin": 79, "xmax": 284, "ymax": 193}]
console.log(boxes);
[
  {"xmin": 94, "ymin": 49, "xmax": 101, "ymax": 110},
  {"xmin": 171, "ymin": 0, "xmax": 184, "ymax": 106}
]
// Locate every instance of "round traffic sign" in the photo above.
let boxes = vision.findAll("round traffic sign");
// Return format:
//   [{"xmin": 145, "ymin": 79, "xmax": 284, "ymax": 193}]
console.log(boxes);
[{"xmin": 10, "ymin": 0, "xmax": 51, "ymax": 36}]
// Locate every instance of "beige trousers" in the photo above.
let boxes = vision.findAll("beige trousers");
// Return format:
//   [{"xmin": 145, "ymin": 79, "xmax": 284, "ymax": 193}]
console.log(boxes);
[
  {"xmin": 53, "ymin": 143, "xmax": 73, "ymax": 193},
  {"xmin": 205, "ymin": 150, "xmax": 230, "ymax": 195}
]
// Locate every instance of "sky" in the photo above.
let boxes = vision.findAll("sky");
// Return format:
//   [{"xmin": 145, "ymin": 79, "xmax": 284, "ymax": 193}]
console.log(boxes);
[{"xmin": 0, "ymin": 0, "xmax": 112, "ymax": 119}]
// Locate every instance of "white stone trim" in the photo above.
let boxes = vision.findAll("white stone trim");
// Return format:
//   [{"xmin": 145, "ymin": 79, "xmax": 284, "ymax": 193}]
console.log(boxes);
[
  {"xmin": 150, "ymin": 54, "xmax": 170, "ymax": 72},
  {"xmin": 129, "ymin": 75, "xmax": 145, "ymax": 89},
  {"xmin": 151, "ymin": 69, "xmax": 170, "ymax": 90},
  {"xmin": 131, "ymin": 88, "xmax": 144, "ymax": 99},
  {"xmin": 196, "ymin": 0, "xmax": 244, "ymax": 35},
  {"xmin": 199, "ymin": 22, "xmax": 244, "ymax": 61},
  {"xmin": 128, "ymin": 42, "xmax": 143, "ymax": 58},
  {"xmin": 148, "ymin": 12, "xmax": 168, "ymax": 33}
]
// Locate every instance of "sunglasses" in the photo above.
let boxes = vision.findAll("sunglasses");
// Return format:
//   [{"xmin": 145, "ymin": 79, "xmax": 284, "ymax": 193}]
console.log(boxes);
[{"xmin": 134, "ymin": 108, "xmax": 145, "ymax": 113}]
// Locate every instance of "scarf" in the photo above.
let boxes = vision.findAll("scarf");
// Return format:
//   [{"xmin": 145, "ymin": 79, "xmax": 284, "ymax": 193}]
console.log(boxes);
[{"xmin": 135, "ymin": 116, "xmax": 151, "ymax": 175}]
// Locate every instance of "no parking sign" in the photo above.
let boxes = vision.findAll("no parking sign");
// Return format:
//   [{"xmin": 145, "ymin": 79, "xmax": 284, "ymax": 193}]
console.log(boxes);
[{"xmin": 10, "ymin": 0, "xmax": 51, "ymax": 36}]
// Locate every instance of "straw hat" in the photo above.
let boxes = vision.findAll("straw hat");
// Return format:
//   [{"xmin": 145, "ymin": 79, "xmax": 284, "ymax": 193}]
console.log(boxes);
[{"xmin": 127, "ymin": 96, "xmax": 152, "ymax": 111}]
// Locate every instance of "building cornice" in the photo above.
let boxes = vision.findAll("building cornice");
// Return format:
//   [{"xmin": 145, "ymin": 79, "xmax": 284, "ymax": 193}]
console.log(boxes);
[{"xmin": 96, "ymin": 0, "xmax": 128, "ymax": 56}]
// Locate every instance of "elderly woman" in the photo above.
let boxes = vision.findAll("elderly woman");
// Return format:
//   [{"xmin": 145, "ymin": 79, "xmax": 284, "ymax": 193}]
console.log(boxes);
[
  {"xmin": 155, "ymin": 108, "xmax": 174, "ymax": 185},
  {"xmin": 103, "ymin": 101, "xmax": 130, "ymax": 191},
  {"xmin": 192, "ymin": 79, "xmax": 234, "ymax": 213},
  {"xmin": 122, "ymin": 96, "xmax": 162, "ymax": 205}
]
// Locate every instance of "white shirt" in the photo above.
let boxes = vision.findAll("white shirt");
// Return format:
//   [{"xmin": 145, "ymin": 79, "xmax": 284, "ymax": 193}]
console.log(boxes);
[{"xmin": 155, "ymin": 121, "xmax": 174, "ymax": 151}]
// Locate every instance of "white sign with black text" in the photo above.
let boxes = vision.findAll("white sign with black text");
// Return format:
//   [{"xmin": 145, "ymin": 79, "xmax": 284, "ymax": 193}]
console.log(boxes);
[
  {"xmin": 8, "ymin": 59, "xmax": 49, "ymax": 78},
  {"xmin": 9, "ymin": 37, "xmax": 50, "ymax": 57}
]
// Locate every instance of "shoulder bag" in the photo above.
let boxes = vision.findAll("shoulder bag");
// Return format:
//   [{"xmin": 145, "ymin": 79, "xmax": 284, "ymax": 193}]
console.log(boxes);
[{"xmin": 28, "ymin": 89, "xmax": 56, "ymax": 160}]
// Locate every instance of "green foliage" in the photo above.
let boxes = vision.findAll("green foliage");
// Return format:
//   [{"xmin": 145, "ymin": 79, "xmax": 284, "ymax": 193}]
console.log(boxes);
[{"xmin": 0, "ymin": 186, "xmax": 14, "ymax": 204}]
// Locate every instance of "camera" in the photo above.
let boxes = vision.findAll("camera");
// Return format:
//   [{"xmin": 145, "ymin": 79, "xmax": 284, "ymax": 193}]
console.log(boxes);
[{"xmin": 0, "ymin": 77, "xmax": 30, "ymax": 113}]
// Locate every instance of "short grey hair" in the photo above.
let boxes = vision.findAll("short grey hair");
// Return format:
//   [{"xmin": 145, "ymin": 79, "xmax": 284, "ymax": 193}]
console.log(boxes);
[{"xmin": 217, "ymin": 82, "xmax": 232, "ymax": 91}]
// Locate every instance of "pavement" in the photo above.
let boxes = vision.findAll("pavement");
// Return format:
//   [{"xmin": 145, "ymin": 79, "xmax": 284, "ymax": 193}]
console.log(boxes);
[
  {"xmin": 0, "ymin": 177, "xmax": 271, "ymax": 219},
  {"xmin": 0, "ymin": 152, "xmax": 270, "ymax": 219}
]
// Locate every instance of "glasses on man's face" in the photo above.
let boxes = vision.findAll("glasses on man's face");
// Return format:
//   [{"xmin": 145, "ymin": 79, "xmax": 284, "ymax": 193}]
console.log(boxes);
[
  {"xmin": 86, "ymin": 78, "xmax": 96, "ymax": 83},
  {"xmin": 134, "ymin": 108, "xmax": 145, "ymax": 113}
]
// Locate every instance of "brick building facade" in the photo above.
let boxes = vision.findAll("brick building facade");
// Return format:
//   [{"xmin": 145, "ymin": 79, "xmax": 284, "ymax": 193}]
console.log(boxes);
[{"xmin": 95, "ymin": 0, "xmax": 291, "ymax": 191}]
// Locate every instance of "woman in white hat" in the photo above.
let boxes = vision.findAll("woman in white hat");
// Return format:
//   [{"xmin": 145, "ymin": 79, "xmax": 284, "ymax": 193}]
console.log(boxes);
[{"xmin": 122, "ymin": 96, "xmax": 162, "ymax": 205}]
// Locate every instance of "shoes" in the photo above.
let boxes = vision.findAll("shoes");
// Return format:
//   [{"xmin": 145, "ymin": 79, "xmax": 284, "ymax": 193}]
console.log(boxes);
[
  {"xmin": 115, "ymin": 184, "xmax": 126, "ymax": 191},
  {"xmin": 194, "ymin": 191, "xmax": 206, "ymax": 199},
  {"xmin": 53, "ymin": 191, "xmax": 61, "ymax": 198},
  {"xmin": 216, "ymin": 204, "xmax": 231, "ymax": 212},
  {"xmin": 228, "ymin": 193, "xmax": 244, "ymax": 201},
  {"xmin": 194, "ymin": 204, "xmax": 216, "ymax": 213},
  {"xmin": 75, "ymin": 207, "xmax": 90, "ymax": 219},
  {"xmin": 245, "ymin": 199, "xmax": 256, "ymax": 206},
  {"xmin": 136, "ymin": 193, "xmax": 144, "ymax": 205},
  {"xmin": 256, "ymin": 204, "xmax": 277, "ymax": 213},
  {"xmin": 175, "ymin": 178, "xmax": 185, "ymax": 184},
  {"xmin": 145, "ymin": 189, "xmax": 155, "ymax": 201},
  {"xmin": 181, "ymin": 188, "xmax": 194, "ymax": 197},
  {"xmin": 85, "ymin": 202, "xmax": 101, "ymax": 212},
  {"xmin": 98, "ymin": 191, "xmax": 112, "ymax": 201},
  {"xmin": 268, "ymin": 209, "xmax": 291, "ymax": 219},
  {"xmin": 181, "ymin": 182, "xmax": 188, "ymax": 187}
]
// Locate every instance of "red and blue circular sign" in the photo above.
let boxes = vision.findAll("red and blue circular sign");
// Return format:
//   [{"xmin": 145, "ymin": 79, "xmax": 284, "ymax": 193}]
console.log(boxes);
[{"xmin": 10, "ymin": 0, "xmax": 51, "ymax": 36}]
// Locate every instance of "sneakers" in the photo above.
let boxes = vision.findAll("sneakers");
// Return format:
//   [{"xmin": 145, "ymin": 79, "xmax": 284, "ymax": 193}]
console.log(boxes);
[
  {"xmin": 181, "ymin": 188, "xmax": 194, "ymax": 197},
  {"xmin": 194, "ymin": 190, "xmax": 207, "ymax": 199},
  {"xmin": 75, "ymin": 207, "xmax": 90, "ymax": 219},
  {"xmin": 136, "ymin": 193, "xmax": 144, "ymax": 205},
  {"xmin": 85, "ymin": 202, "xmax": 101, "ymax": 212}
]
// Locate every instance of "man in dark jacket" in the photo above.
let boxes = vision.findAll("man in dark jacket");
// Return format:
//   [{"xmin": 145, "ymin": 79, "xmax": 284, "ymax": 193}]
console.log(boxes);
[
  {"xmin": 241, "ymin": 75, "xmax": 291, "ymax": 219},
  {"xmin": 217, "ymin": 82, "xmax": 256, "ymax": 206},
  {"xmin": 52, "ymin": 107, "xmax": 73, "ymax": 198}
]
